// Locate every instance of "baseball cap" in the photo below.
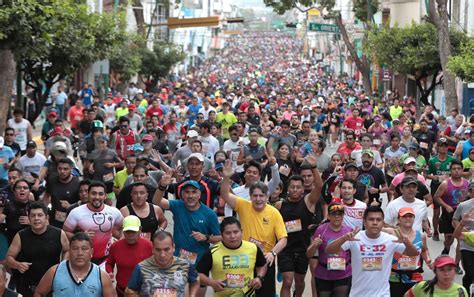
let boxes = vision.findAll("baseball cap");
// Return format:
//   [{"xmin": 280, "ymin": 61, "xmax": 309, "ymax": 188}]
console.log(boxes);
[
  {"xmin": 180, "ymin": 180, "xmax": 201, "ymax": 196},
  {"xmin": 403, "ymin": 157, "xmax": 417, "ymax": 165},
  {"xmin": 361, "ymin": 149, "xmax": 374, "ymax": 158},
  {"xmin": 398, "ymin": 207, "xmax": 415, "ymax": 217},
  {"xmin": 0, "ymin": 137, "xmax": 4, "ymax": 148},
  {"xmin": 408, "ymin": 143, "xmax": 419, "ymax": 150},
  {"xmin": 98, "ymin": 135, "xmax": 109, "ymax": 142},
  {"xmin": 344, "ymin": 163, "xmax": 358, "ymax": 171},
  {"xmin": 186, "ymin": 153, "xmax": 204, "ymax": 163},
  {"xmin": 133, "ymin": 143, "xmax": 144, "ymax": 152},
  {"xmin": 48, "ymin": 111, "xmax": 58, "ymax": 117},
  {"xmin": 51, "ymin": 141, "xmax": 67, "ymax": 154},
  {"xmin": 128, "ymin": 104, "xmax": 136, "ymax": 111},
  {"xmin": 433, "ymin": 255, "xmax": 456, "ymax": 268},
  {"xmin": 401, "ymin": 176, "xmax": 418, "ymax": 187},
  {"xmin": 123, "ymin": 215, "xmax": 141, "ymax": 232},
  {"xmin": 26, "ymin": 140, "xmax": 37, "ymax": 148},
  {"xmin": 92, "ymin": 120, "xmax": 104, "ymax": 129},
  {"xmin": 328, "ymin": 203, "xmax": 345, "ymax": 213},
  {"xmin": 374, "ymin": 115, "xmax": 381, "ymax": 121},
  {"xmin": 438, "ymin": 138, "xmax": 448, "ymax": 146},
  {"xmin": 142, "ymin": 134, "xmax": 153, "ymax": 142},
  {"xmin": 187, "ymin": 130, "xmax": 199, "ymax": 138},
  {"xmin": 393, "ymin": 118, "xmax": 400, "ymax": 124}
]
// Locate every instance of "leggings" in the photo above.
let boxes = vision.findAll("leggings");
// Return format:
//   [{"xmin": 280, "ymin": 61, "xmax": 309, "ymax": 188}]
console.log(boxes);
[{"xmin": 461, "ymin": 249, "xmax": 474, "ymax": 291}]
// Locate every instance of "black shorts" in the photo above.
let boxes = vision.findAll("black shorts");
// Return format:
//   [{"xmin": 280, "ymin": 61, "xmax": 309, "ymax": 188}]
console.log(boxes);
[
  {"xmin": 439, "ymin": 209, "xmax": 456, "ymax": 234},
  {"xmin": 315, "ymin": 276, "xmax": 352, "ymax": 292},
  {"xmin": 278, "ymin": 251, "xmax": 309, "ymax": 274}
]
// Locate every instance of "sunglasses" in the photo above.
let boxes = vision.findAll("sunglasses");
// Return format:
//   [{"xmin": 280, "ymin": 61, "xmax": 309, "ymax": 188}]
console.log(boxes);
[
  {"xmin": 15, "ymin": 186, "xmax": 29, "ymax": 190},
  {"xmin": 120, "ymin": 125, "xmax": 128, "ymax": 129}
]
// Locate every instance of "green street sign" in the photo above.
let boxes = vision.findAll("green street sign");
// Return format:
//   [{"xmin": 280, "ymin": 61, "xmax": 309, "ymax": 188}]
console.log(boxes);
[{"xmin": 308, "ymin": 23, "xmax": 340, "ymax": 33}]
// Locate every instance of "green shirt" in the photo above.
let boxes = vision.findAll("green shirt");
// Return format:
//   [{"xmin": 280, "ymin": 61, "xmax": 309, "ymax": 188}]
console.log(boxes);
[
  {"xmin": 216, "ymin": 112, "xmax": 237, "ymax": 139},
  {"xmin": 409, "ymin": 281, "xmax": 467, "ymax": 297},
  {"xmin": 428, "ymin": 155, "xmax": 455, "ymax": 185},
  {"xmin": 400, "ymin": 153, "xmax": 427, "ymax": 171}
]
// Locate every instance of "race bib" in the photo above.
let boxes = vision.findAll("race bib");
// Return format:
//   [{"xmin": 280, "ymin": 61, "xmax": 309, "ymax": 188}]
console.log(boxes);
[
  {"xmin": 54, "ymin": 210, "xmax": 67, "ymax": 222},
  {"xmin": 249, "ymin": 237, "xmax": 264, "ymax": 251},
  {"xmin": 153, "ymin": 288, "xmax": 177, "ymax": 297},
  {"xmin": 373, "ymin": 139, "xmax": 381, "ymax": 145},
  {"xmin": 140, "ymin": 232, "xmax": 151, "ymax": 240},
  {"xmin": 103, "ymin": 173, "xmax": 114, "ymax": 182},
  {"xmin": 74, "ymin": 116, "xmax": 82, "ymax": 121},
  {"xmin": 419, "ymin": 142, "xmax": 428, "ymax": 149},
  {"xmin": 398, "ymin": 256, "xmax": 417, "ymax": 270},
  {"xmin": 327, "ymin": 257, "xmax": 346, "ymax": 270},
  {"xmin": 225, "ymin": 273, "xmax": 245, "ymax": 288},
  {"xmin": 285, "ymin": 219, "xmax": 302, "ymax": 233},
  {"xmin": 331, "ymin": 118, "xmax": 337, "ymax": 123},
  {"xmin": 179, "ymin": 249, "xmax": 197, "ymax": 265},
  {"xmin": 361, "ymin": 257, "xmax": 382, "ymax": 271}
]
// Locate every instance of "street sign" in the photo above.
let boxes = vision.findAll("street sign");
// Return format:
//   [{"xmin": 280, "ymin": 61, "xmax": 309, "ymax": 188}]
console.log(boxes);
[{"xmin": 308, "ymin": 23, "xmax": 340, "ymax": 33}]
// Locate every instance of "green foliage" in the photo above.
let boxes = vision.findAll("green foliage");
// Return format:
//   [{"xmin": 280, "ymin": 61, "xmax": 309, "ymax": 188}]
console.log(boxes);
[
  {"xmin": 352, "ymin": 0, "xmax": 380, "ymax": 23},
  {"xmin": 448, "ymin": 37, "xmax": 474, "ymax": 82},
  {"xmin": 140, "ymin": 41, "xmax": 186, "ymax": 83},
  {"xmin": 110, "ymin": 34, "xmax": 145, "ymax": 82},
  {"xmin": 262, "ymin": 0, "xmax": 335, "ymax": 15},
  {"xmin": 0, "ymin": 0, "xmax": 127, "ymax": 121}
]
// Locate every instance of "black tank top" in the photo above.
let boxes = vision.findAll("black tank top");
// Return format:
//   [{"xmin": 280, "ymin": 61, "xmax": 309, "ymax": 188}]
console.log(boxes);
[
  {"xmin": 17, "ymin": 225, "xmax": 62, "ymax": 284},
  {"xmin": 280, "ymin": 198, "xmax": 315, "ymax": 252},
  {"xmin": 127, "ymin": 203, "xmax": 159, "ymax": 235}
]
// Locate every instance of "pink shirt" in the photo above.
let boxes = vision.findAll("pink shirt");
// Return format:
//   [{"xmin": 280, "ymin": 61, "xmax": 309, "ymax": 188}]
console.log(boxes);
[{"xmin": 391, "ymin": 172, "xmax": 426, "ymax": 187}]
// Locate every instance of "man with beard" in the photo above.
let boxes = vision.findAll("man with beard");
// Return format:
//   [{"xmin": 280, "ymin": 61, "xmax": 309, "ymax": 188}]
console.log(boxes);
[
  {"xmin": 357, "ymin": 150, "xmax": 388, "ymax": 206},
  {"xmin": 412, "ymin": 119, "xmax": 437, "ymax": 162},
  {"xmin": 63, "ymin": 181, "xmax": 123, "ymax": 266},
  {"xmin": 274, "ymin": 154, "xmax": 322, "ymax": 297},
  {"xmin": 43, "ymin": 158, "xmax": 80, "ymax": 228}
]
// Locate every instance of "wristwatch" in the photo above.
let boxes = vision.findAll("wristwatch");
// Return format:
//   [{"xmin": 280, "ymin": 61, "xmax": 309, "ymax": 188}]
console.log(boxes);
[
  {"xmin": 205, "ymin": 234, "xmax": 211, "ymax": 241},
  {"xmin": 271, "ymin": 251, "xmax": 277, "ymax": 257},
  {"xmin": 256, "ymin": 275, "xmax": 265, "ymax": 283}
]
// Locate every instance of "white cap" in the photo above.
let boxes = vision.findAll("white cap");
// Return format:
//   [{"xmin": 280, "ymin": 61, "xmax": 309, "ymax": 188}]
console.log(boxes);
[
  {"xmin": 137, "ymin": 89, "xmax": 143, "ymax": 94},
  {"xmin": 0, "ymin": 137, "xmax": 4, "ymax": 148},
  {"xmin": 186, "ymin": 153, "xmax": 204, "ymax": 163},
  {"xmin": 403, "ymin": 157, "xmax": 417, "ymax": 165},
  {"xmin": 187, "ymin": 130, "xmax": 199, "ymax": 138}
]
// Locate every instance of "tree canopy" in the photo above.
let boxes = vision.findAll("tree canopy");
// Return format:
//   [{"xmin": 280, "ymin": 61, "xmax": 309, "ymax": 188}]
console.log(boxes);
[
  {"xmin": 0, "ymin": 0, "xmax": 127, "ymax": 122},
  {"xmin": 448, "ymin": 37, "xmax": 474, "ymax": 82},
  {"xmin": 367, "ymin": 21, "xmax": 466, "ymax": 105}
]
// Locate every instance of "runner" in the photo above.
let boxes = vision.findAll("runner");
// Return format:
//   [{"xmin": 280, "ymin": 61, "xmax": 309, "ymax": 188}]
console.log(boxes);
[
  {"xmin": 326, "ymin": 206, "xmax": 418, "ymax": 297},
  {"xmin": 33, "ymin": 232, "xmax": 115, "ymax": 297},
  {"xmin": 196, "ymin": 217, "xmax": 267, "ymax": 296}
]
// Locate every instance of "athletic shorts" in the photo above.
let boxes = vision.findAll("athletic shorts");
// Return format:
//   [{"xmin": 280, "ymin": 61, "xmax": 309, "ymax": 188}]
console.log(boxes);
[
  {"xmin": 315, "ymin": 276, "xmax": 352, "ymax": 292},
  {"xmin": 439, "ymin": 209, "xmax": 456, "ymax": 234},
  {"xmin": 278, "ymin": 251, "xmax": 309, "ymax": 274}
]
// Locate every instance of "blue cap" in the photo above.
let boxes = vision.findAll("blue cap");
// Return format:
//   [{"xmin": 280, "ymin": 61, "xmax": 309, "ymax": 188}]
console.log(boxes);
[
  {"xmin": 133, "ymin": 143, "xmax": 144, "ymax": 152},
  {"xmin": 180, "ymin": 180, "xmax": 201, "ymax": 195}
]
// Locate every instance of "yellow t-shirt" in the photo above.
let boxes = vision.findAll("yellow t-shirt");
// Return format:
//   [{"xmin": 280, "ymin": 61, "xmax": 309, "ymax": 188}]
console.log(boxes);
[
  {"xmin": 115, "ymin": 107, "xmax": 129, "ymax": 119},
  {"xmin": 210, "ymin": 241, "xmax": 259, "ymax": 296},
  {"xmin": 113, "ymin": 168, "xmax": 129, "ymax": 190},
  {"xmin": 216, "ymin": 112, "xmax": 237, "ymax": 139},
  {"xmin": 235, "ymin": 197, "xmax": 287, "ymax": 253}
]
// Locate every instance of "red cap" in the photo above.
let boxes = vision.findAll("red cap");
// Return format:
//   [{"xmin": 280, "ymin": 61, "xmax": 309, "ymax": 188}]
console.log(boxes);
[
  {"xmin": 128, "ymin": 104, "xmax": 136, "ymax": 111},
  {"xmin": 48, "ymin": 112, "xmax": 58, "ymax": 117},
  {"xmin": 142, "ymin": 134, "xmax": 153, "ymax": 142},
  {"xmin": 434, "ymin": 256, "xmax": 456, "ymax": 268},
  {"xmin": 398, "ymin": 207, "xmax": 415, "ymax": 217},
  {"xmin": 50, "ymin": 127, "xmax": 63, "ymax": 136}
]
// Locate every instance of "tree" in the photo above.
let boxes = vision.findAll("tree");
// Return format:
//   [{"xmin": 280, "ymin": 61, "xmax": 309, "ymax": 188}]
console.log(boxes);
[
  {"xmin": 140, "ymin": 42, "xmax": 186, "ymax": 92},
  {"xmin": 367, "ymin": 22, "xmax": 466, "ymax": 106},
  {"xmin": 263, "ymin": 0, "xmax": 378, "ymax": 94},
  {"xmin": 428, "ymin": 0, "xmax": 458, "ymax": 112},
  {"xmin": 110, "ymin": 34, "xmax": 145, "ymax": 92},
  {"xmin": 448, "ymin": 37, "xmax": 474, "ymax": 82},
  {"xmin": 0, "ymin": 0, "xmax": 127, "ymax": 123}
]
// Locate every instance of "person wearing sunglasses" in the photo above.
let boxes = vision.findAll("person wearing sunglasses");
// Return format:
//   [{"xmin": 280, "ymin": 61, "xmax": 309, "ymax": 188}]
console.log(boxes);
[{"xmin": 308, "ymin": 201, "xmax": 352, "ymax": 297}]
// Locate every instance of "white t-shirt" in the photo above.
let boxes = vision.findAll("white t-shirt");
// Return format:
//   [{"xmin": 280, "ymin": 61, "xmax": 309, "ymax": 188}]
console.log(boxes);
[
  {"xmin": 16, "ymin": 153, "xmax": 47, "ymax": 179},
  {"xmin": 7, "ymin": 118, "xmax": 30, "ymax": 150},
  {"xmin": 225, "ymin": 185, "xmax": 250, "ymax": 217},
  {"xmin": 384, "ymin": 197, "xmax": 428, "ymax": 232},
  {"xmin": 199, "ymin": 135, "xmax": 219, "ymax": 161},
  {"xmin": 343, "ymin": 199, "xmax": 367, "ymax": 230},
  {"xmin": 223, "ymin": 138, "xmax": 249, "ymax": 173},
  {"xmin": 342, "ymin": 231, "xmax": 405, "ymax": 297},
  {"xmin": 198, "ymin": 106, "xmax": 216, "ymax": 120}
]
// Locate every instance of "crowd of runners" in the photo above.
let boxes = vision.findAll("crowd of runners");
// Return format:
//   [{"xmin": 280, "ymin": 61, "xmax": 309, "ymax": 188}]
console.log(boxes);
[{"xmin": 0, "ymin": 32, "xmax": 473, "ymax": 297}]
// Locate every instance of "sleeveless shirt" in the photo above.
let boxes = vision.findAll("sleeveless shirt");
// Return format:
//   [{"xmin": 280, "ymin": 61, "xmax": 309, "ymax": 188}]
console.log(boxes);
[
  {"xmin": 127, "ymin": 203, "xmax": 159, "ymax": 238},
  {"xmin": 52, "ymin": 261, "xmax": 102, "ymax": 297}
]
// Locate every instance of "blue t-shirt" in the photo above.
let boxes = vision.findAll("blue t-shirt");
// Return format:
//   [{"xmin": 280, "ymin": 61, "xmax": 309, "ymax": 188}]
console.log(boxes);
[
  {"xmin": 187, "ymin": 104, "xmax": 202, "ymax": 126},
  {"xmin": 169, "ymin": 200, "xmax": 220, "ymax": 264},
  {"xmin": 0, "ymin": 147, "xmax": 15, "ymax": 181}
]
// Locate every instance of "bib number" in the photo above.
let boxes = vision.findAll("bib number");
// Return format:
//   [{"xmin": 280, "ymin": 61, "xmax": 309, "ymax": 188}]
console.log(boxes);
[
  {"xmin": 420, "ymin": 142, "xmax": 428, "ymax": 149},
  {"xmin": 398, "ymin": 256, "xmax": 417, "ymax": 270},
  {"xmin": 153, "ymin": 288, "xmax": 177, "ymax": 297},
  {"xmin": 327, "ymin": 257, "xmax": 346, "ymax": 270},
  {"xmin": 362, "ymin": 257, "xmax": 382, "ymax": 271},
  {"xmin": 285, "ymin": 219, "xmax": 302, "ymax": 233},
  {"xmin": 373, "ymin": 139, "xmax": 381, "ymax": 145},
  {"xmin": 179, "ymin": 249, "xmax": 197, "ymax": 265},
  {"xmin": 103, "ymin": 172, "xmax": 114, "ymax": 182},
  {"xmin": 225, "ymin": 273, "xmax": 245, "ymax": 288}
]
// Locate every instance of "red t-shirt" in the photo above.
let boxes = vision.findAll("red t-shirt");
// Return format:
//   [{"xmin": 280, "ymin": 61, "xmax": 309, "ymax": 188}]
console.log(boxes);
[
  {"xmin": 146, "ymin": 107, "xmax": 163, "ymax": 118},
  {"xmin": 337, "ymin": 142, "xmax": 362, "ymax": 160},
  {"xmin": 105, "ymin": 238, "xmax": 153, "ymax": 291},
  {"xmin": 343, "ymin": 116, "xmax": 364, "ymax": 132},
  {"xmin": 67, "ymin": 106, "xmax": 84, "ymax": 129}
]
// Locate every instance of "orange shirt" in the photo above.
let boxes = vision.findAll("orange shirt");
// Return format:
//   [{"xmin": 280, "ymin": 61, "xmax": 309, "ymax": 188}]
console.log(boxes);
[{"xmin": 67, "ymin": 106, "xmax": 84, "ymax": 129}]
